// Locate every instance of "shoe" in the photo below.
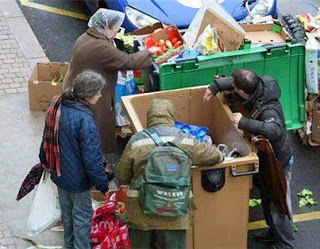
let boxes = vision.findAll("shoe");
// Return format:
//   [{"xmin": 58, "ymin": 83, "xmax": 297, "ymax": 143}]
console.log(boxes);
[{"xmin": 253, "ymin": 230, "xmax": 276, "ymax": 243}]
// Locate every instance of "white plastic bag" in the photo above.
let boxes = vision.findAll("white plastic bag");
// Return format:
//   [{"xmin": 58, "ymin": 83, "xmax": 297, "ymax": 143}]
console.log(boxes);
[{"xmin": 28, "ymin": 171, "xmax": 61, "ymax": 236}]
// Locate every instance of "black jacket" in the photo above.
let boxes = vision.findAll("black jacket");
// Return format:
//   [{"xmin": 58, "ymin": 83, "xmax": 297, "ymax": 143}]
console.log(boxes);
[{"xmin": 209, "ymin": 76, "xmax": 293, "ymax": 165}]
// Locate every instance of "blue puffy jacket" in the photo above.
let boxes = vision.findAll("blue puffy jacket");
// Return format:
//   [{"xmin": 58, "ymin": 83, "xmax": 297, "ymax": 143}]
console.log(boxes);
[{"xmin": 40, "ymin": 99, "xmax": 109, "ymax": 193}]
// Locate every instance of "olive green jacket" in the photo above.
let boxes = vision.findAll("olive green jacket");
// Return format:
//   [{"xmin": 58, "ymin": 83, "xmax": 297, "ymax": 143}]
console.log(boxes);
[{"xmin": 117, "ymin": 99, "xmax": 223, "ymax": 231}]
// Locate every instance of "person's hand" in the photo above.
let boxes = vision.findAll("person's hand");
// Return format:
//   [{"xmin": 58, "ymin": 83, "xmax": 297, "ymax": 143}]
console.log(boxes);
[
  {"xmin": 231, "ymin": 113, "xmax": 243, "ymax": 125},
  {"xmin": 203, "ymin": 87, "xmax": 213, "ymax": 101},
  {"xmin": 147, "ymin": 46, "xmax": 160, "ymax": 54}
]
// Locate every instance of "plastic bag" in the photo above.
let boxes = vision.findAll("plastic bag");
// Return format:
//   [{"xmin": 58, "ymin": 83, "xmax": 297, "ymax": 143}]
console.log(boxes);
[
  {"xmin": 27, "ymin": 171, "xmax": 61, "ymax": 236},
  {"xmin": 91, "ymin": 188, "xmax": 130, "ymax": 249},
  {"xmin": 115, "ymin": 71, "xmax": 138, "ymax": 126},
  {"xmin": 93, "ymin": 221, "xmax": 130, "ymax": 249},
  {"xmin": 115, "ymin": 71, "xmax": 138, "ymax": 104},
  {"xmin": 194, "ymin": 25, "xmax": 222, "ymax": 55}
]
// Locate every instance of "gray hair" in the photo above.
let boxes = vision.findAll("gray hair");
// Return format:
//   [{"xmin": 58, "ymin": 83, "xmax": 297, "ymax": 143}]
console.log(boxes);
[
  {"xmin": 88, "ymin": 8, "xmax": 125, "ymax": 35},
  {"xmin": 67, "ymin": 70, "xmax": 106, "ymax": 100}
]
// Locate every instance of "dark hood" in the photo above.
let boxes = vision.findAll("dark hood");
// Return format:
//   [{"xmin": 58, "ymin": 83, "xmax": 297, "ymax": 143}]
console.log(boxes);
[
  {"xmin": 243, "ymin": 76, "xmax": 281, "ymax": 109},
  {"xmin": 147, "ymin": 99, "xmax": 176, "ymax": 128}
]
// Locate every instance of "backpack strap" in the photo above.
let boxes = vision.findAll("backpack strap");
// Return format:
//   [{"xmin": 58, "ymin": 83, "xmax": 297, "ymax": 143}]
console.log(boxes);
[
  {"xmin": 144, "ymin": 128, "xmax": 191, "ymax": 158},
  {"xmin": 143, "ymin": 129, "xmax": 164, "ymax": 146}
]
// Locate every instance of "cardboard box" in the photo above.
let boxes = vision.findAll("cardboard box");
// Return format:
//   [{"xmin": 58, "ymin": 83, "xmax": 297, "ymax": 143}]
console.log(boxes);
[
  {"xmin": 312, "ymin": 97, "xmax": 320, "ymax": 143},
  {"xmin": 28, "ymin": 62, "xmax": 69, "ymax": 111},
  {"xmin": 241, "ymin": 22, "xmax": 291, "ymax": 44},
  {"xmin": 122, "ymin": 86, "xmax": 259, "ymax": 249},
  {"xmin": 130, "ymin": 22, "xmax": 165, "ymax": 36},
  {"xmin": 184, "ymin": 8, "xmax": 245, "ymax": 51}
]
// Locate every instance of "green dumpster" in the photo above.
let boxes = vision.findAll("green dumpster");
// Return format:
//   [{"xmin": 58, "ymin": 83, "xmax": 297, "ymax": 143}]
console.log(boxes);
[{"xmin": 158, "ymin": 43, "xmax": 305, "ymax": 130}]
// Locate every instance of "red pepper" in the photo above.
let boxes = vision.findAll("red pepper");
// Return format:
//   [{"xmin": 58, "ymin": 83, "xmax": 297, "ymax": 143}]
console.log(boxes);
[{"xmin": 170, "ymin": 37, "xmax": 179, "ymax": 45}]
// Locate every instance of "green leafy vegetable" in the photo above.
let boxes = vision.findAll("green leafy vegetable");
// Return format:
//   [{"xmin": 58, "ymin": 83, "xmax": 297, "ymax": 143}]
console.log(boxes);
[
  {"xmin": 249, "ymin": 199, "xmax": 262, "ymax": 207},
  {"xmin": 297, "ymin": 189, "xmax": 313, "ymax": 197}
]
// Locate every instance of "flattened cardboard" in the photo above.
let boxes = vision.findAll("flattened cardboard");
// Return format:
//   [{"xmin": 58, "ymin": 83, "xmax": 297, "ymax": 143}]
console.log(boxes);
[
  {"xmin": 130, "ymin": 22, "xmax": 165, "ymax": 36},
  {"xmin": 312, "ymin": 98, "xmax": 320, "ymax": 143},
  {"xmin": 241, "ymin": 23, "xmax": 290, "ymax": 44},
  {"xmin": 28, "ymin": 62, "xmax": 69, "ymax": 111}
]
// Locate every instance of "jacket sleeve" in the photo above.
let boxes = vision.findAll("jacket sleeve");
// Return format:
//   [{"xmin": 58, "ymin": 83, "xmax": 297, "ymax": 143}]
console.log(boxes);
[
  {"xmin": 117, "ymin": 139, "xmax": 135, "ymax": 185},
  {"xmin": 238, "ymin": 107, "xmax": 283, "ymax": 142},
  {"xmin": 208, "ymin": 77, "xmax": 233, "ymax": 95},
  {"xmin": 188, "ymin": 139, "xmax": 224, "ymax": 167},
  {"xmin": 80, "ymin": 118, "xmax": 109, "ymax": 193},
  {"xmin": 100, "ymin": 43, "xmax": 153, "ymax": 71}
]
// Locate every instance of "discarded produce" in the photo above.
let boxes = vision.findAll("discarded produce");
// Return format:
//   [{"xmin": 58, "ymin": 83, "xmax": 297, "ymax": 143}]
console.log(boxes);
[
  {"xmin": 297, "ymin": 188, "xmax": 317, "ymax": 208},
  {"xmin": 249, "ymin": 198, "xmax": 261, "ymax": 207}
]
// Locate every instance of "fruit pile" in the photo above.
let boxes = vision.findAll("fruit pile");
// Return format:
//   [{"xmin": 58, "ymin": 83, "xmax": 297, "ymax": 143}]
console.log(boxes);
[{"xmin": 153, "ymin": 37, "xmax": 183, "ymax": 56}]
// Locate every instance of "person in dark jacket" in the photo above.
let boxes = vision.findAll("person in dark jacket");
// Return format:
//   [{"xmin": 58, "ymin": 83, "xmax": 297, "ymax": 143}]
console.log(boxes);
[
  {"xmin": 203, "ymin": 69, "xmax": 294, "ymax": 249},
  {"xmin": 40, "ymin": 70, "xmax": 110, "ymax": 249}
]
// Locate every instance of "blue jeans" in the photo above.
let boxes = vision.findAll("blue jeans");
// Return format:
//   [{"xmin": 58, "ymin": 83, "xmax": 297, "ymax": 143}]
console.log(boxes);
[
  {"xmin": 58, "ymin": 188, "xmax": 93, "ymax": 249},
  {"xmin": 259, "ymin": 156, "xmax": 295, "ymax": 249}
]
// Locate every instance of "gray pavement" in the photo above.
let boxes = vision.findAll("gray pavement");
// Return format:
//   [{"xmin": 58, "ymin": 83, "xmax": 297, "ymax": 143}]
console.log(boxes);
[
  {"xmin": 0, "ymin": 0, "xmax": 49, "ymax": 96},
  {"xmin": 0, "ymin": 0, "xmax": 59, "ymax": 248}
]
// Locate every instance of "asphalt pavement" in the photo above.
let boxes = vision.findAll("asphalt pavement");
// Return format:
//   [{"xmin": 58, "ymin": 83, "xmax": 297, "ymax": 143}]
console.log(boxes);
[{"xmin": 16, "ymin": 0, "xmax": 320, "ymax": 248}]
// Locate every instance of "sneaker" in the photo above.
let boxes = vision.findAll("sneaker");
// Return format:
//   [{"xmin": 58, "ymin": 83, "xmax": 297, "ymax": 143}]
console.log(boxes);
[{"xmin": 254, "ymin": 229, "xmax": 276, "ymax": 243}]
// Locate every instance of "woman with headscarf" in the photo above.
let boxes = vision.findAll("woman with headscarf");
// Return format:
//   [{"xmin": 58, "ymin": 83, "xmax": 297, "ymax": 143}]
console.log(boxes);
[{"xmin": 63, "ymin": 8, "xmax": 158, "ymax": 155}]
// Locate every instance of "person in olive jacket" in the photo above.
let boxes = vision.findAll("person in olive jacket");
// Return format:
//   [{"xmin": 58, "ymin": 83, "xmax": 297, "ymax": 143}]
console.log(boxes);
[
  {"xmin": 63, "ymin": 9, "xmax": 158, "ymax": 154},
  {"xmin": 117, "ymin": 99, "xmax": 224, "ymax": 249},
  {"xmin": 203, "ymin": 69, "xmax": 294, "ymax": 249}
]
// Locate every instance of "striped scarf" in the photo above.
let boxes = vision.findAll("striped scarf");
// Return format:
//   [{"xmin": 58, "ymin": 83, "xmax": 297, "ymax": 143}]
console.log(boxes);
[{"xmin": 43, "ymin": 94, "xmax": 62, "ymax": 176}]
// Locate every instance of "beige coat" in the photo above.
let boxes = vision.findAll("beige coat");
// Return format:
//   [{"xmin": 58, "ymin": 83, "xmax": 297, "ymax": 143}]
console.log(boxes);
[
  {"xmin": 63, "ymin": 27, "xmax": 153, "ymax": 153},
  {"xmin": 117, "ymin": 99, "xmax": 224, "ymax": 231}
]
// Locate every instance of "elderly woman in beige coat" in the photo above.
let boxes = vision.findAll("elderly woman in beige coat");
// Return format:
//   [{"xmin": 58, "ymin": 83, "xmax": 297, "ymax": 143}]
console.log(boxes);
[{"xmin": 63, "ymin": 9, "xmax": 157, "ymax": 154}]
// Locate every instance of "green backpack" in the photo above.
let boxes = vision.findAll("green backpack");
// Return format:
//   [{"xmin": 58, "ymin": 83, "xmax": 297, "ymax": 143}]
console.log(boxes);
[{"xmin": 135, "ymin": 129, "xmax": 192, "ymax": 217}]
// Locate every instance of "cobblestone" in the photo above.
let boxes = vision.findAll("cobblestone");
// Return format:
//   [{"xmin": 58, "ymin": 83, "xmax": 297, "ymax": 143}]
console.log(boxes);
[
  {"xmin": 0, "ymin": 12, "xmax": 31, "ymax": 95},
  {"xmin": 4, "ymin": 88, "xmax": 17, "ymax": 94}
]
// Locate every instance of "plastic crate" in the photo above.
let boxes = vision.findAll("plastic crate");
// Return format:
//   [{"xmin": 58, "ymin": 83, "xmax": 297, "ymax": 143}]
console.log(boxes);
[{"xmin": 159, "ymin": 43, "xmax": 305, "ymax": 130}]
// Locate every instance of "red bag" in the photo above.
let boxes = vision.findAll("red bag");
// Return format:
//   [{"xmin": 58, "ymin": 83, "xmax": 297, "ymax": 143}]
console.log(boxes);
[{"xmin": 90, "ymin": 188, "xmax": 131, "ymax": 249}]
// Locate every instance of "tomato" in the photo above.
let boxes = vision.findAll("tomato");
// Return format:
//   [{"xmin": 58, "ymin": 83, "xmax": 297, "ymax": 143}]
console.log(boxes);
[
  {"xmin": 170, "ymin": 37, "xmax": 179, "ymax": 45},
  {"xmin": 157, "ymin": 49, "xmax": 164, "ymax": 56},
  {"xmin": 154, "ymin": 41, "xmax": 159, "ymax": 47},
  {"xmin": 173, "ymin": 41, "xmax": 182, "ymax": 48},
  {"xmin": 162, "ymin": 45, "xmax": 168, "ymax": 52}
]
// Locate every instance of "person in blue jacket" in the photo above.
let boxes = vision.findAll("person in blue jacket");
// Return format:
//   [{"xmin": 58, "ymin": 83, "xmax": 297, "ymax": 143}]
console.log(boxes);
[{"xmin": 39, "ymin": 70, "xmax": 110, "ymax": 249}]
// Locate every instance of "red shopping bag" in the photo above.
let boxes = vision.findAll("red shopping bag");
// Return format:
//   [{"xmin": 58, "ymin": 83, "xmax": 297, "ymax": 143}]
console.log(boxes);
[{"xmin": 90, "ymin": 187, "xmax": 131, "ymax": 249}]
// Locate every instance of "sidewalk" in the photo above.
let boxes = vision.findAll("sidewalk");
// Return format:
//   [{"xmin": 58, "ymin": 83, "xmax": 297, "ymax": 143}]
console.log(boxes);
[
  {"xmin": 0, "ymin": 0, "xmax": 48, "ymax": 96},
  {"xmin": 0, "ymin": 0, "xmax": 62, "ymax": 248}
]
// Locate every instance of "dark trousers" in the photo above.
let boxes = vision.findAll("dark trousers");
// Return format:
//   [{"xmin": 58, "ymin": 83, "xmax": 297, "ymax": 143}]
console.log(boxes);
[
  {"xmin": 130, "ymin": 229, "xmax": 186, "ymax": 249},
  {"xmin": 258, "ymin": 157, "xmax": 295, "ymax": 249}
]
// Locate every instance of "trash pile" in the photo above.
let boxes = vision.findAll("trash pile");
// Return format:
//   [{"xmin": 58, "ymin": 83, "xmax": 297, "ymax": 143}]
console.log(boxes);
[{"xmin": 284, "ymin": 9, "xmax": 320, "ymax": 146}]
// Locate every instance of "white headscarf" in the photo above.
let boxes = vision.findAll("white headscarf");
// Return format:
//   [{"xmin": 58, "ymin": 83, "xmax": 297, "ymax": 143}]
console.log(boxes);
[{"xmin": 88, "ymin": 8, "xmax": 125, "ymax": 37}]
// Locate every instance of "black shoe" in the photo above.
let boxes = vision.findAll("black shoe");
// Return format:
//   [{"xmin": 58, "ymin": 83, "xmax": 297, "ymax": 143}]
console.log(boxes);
[{"xmin": 254, "ymin": 230, "xmax": 276, "ymax": 243}]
